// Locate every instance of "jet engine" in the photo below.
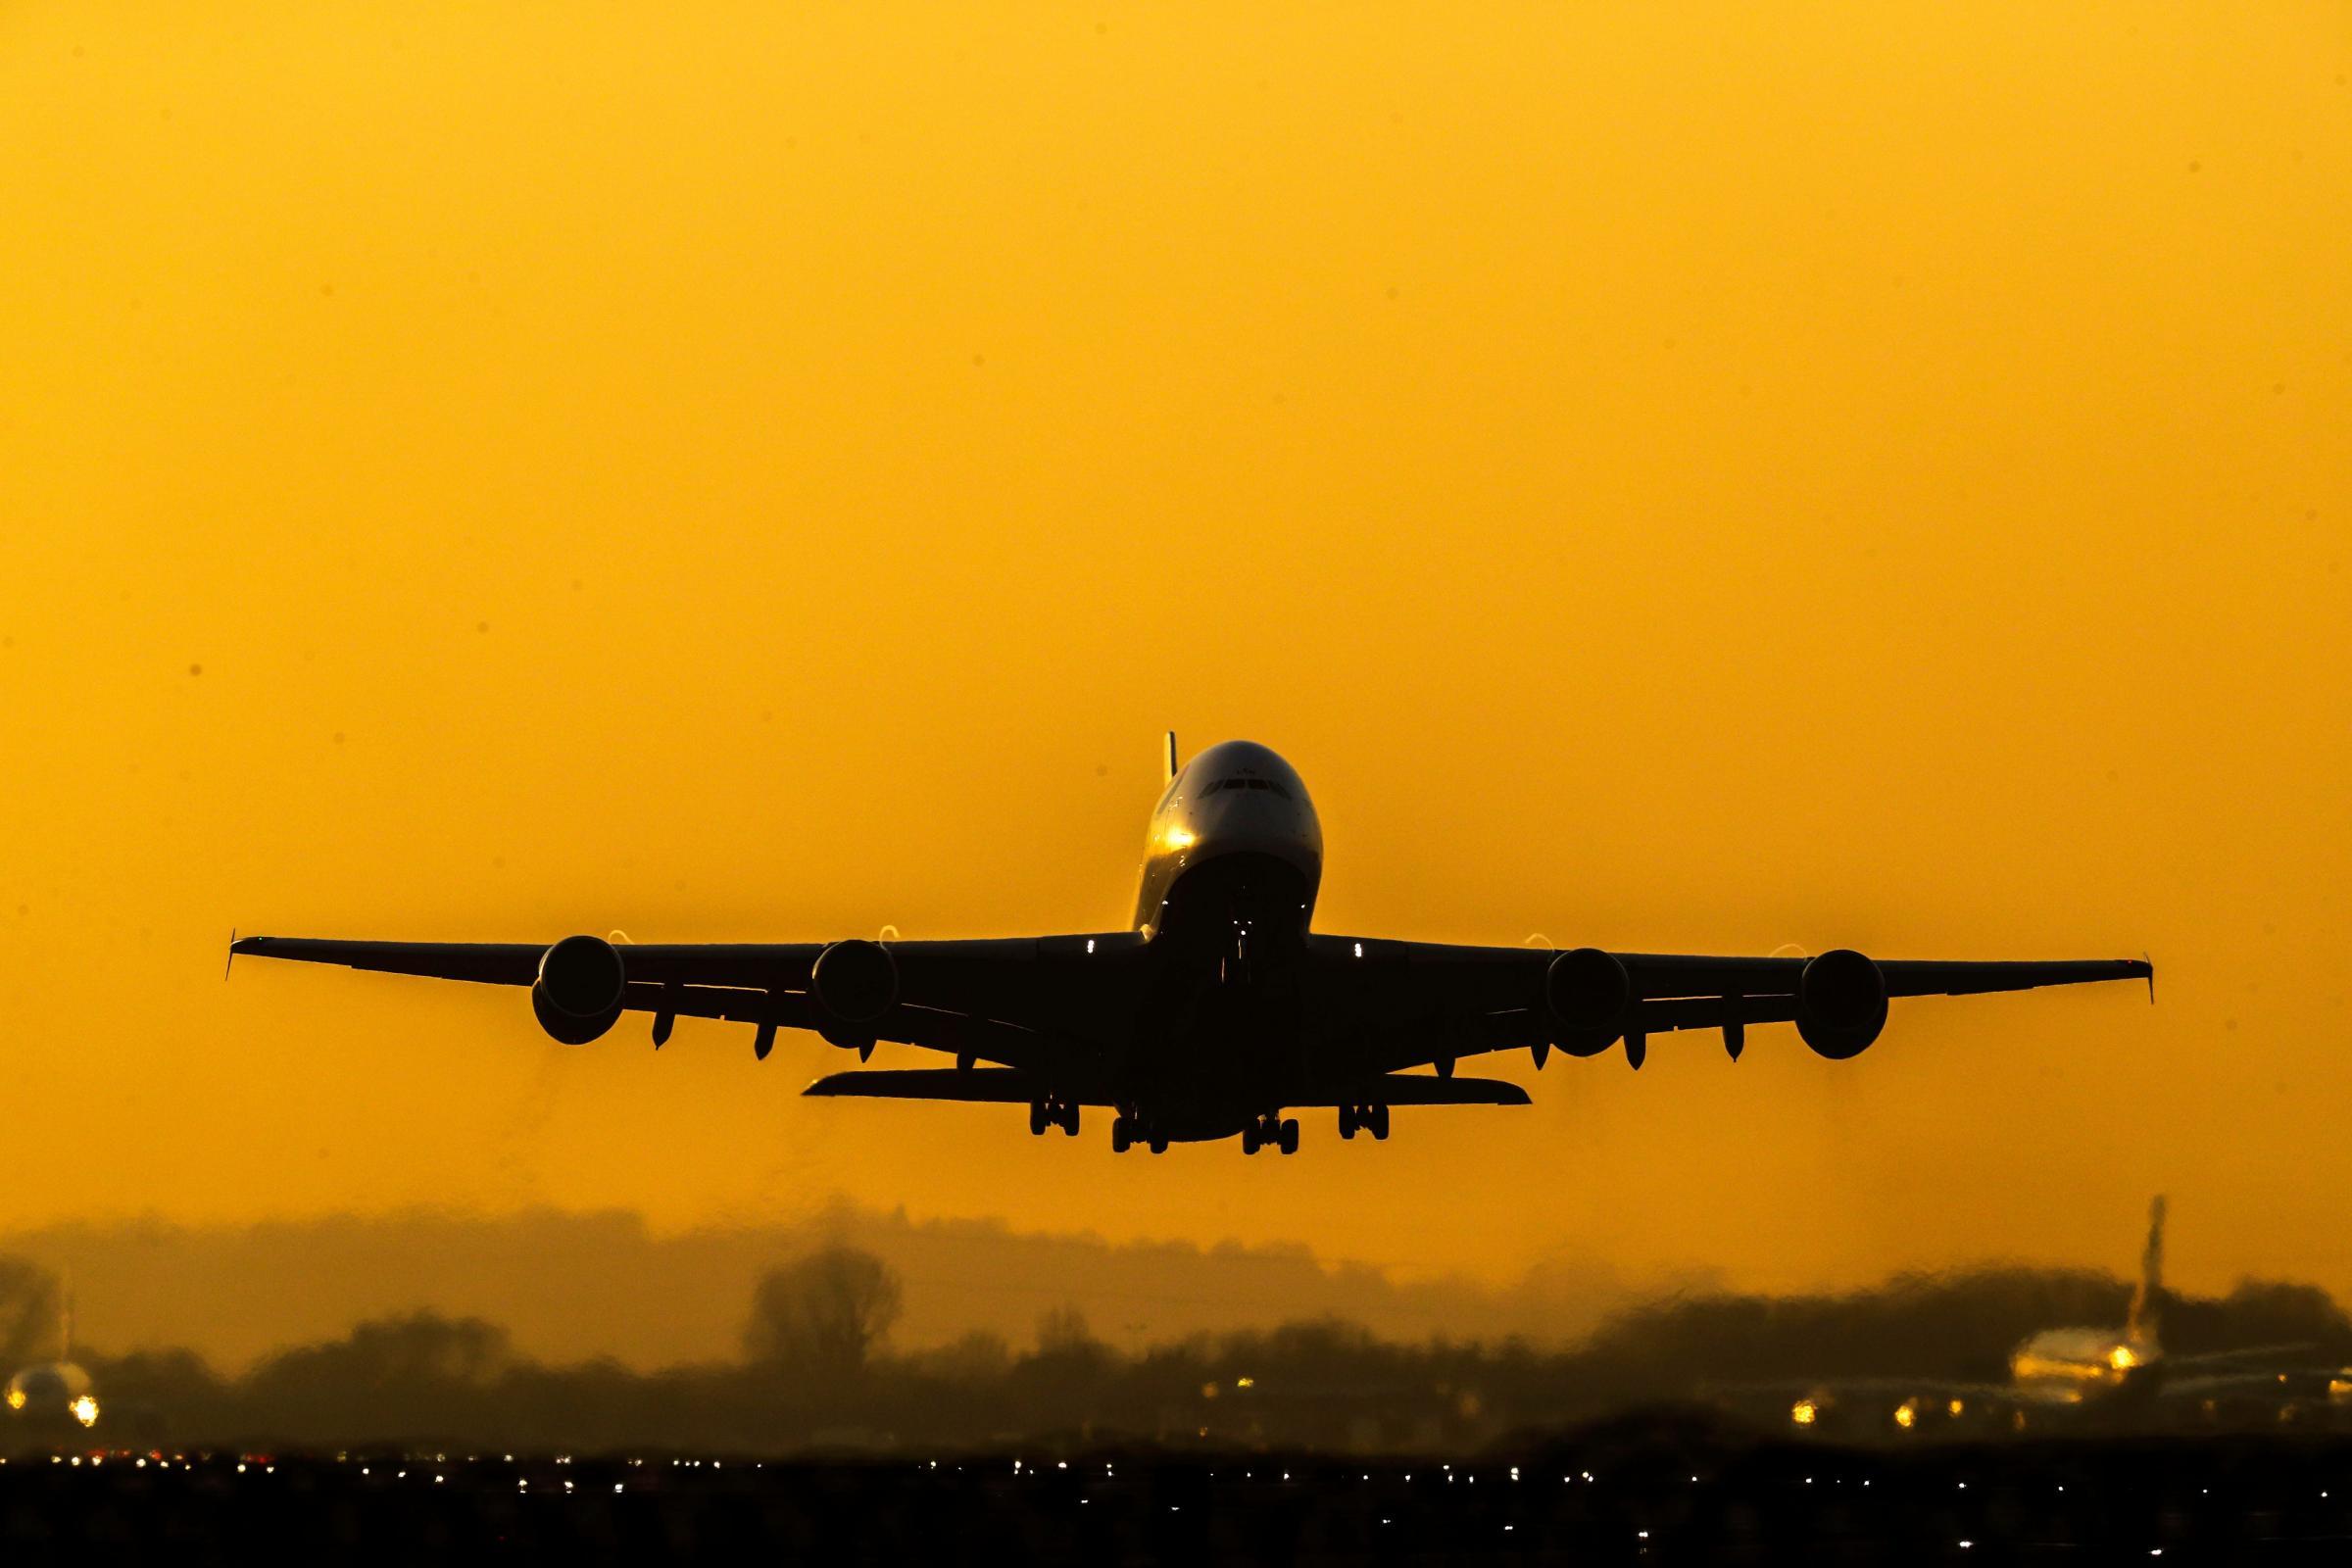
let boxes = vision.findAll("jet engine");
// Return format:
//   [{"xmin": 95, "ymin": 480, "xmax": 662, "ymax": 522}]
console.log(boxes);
[
  {"xmin": 1796, "ymin": 949, "xmax": 1886, "ymax": 1059},
  {"xmin": 532, "ymin": 934, "xmax": 626, "ymax": 1045},
  {"xmin": 812, "ymin": 939, "xmax": 899, "ymax": 1024},
  {"xmin": 1544, "ymin": 947, "xmax": 1629, "ymax": 1057}
]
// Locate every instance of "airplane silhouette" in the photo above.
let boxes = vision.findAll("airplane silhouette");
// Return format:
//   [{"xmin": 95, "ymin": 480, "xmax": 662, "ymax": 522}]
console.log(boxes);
[{"xmin": 231, "ymin": 736, "xmax": 2151, "ymax": 1153}]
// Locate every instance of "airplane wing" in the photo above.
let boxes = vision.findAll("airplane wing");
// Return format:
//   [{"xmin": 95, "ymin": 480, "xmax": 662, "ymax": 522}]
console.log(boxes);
[
  {"xmin": 231, "ymin": 932, "xmax": 2151, "ymax": 1084},
  {"xmin": 227, "ymin": 933, "xmax": 1142, "ymax": 1075},
  {"xmin": 1308, "ymin": 938, "xmax": 2153, "ymax": 1072}
]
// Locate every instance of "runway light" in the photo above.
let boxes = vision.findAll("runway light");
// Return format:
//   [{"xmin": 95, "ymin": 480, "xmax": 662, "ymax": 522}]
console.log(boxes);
[
  {"xmin": 1791, "ymin": 1399, "xmax": 1819, "ymax": 1426},
  {"xmin": 1949, "ymin": 1399, "xmax": 1966, "ymax": 1417},
  {"xmin": 1894, "ymin": 1401, "xmax": 1917, "ymax": 1430}
]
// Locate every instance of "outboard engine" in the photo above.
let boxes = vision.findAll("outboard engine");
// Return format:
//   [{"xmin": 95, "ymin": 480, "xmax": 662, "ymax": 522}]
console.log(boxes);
[
  {"xmin": 532, "ymin": 934, "xmax": 626, "ymax": 1045},
  {"xmin": 1796, "ymin": 949, "xmax": 1887, "ymax": 1059}
]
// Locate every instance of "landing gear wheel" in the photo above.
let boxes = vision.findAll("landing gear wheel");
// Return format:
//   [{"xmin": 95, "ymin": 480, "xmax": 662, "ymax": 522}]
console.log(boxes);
[
  {"xmin": 1028, "ymin": 1101, "xmax": 1048, "ymax": 1137},
  {"xmin": 1370, "ymin": 1104, "xmax": 1390, "ymax": 1141},
  {"xmin": 1149, "ymin": 1136, "xmax": 1169, "ymax": 1154},
  {"xmin": 1339, "ymin": 1106, "xmax": 1358, "ymax": 1140},
  {"xmin": 1059, "ymin": 1103, "xmax": 1080, "ymax": 1136},
  {"xmin": 1111, "ymin": 1116, "xmax": 1132, "ymax": 1153},
  {"xmin": 1241, "ymin": 1125, "xmax": 1261, "ymax": 1154},
  {"xmin": 1277, "ymin": 1118, "xmax": 1299, "ymax": 1155}
]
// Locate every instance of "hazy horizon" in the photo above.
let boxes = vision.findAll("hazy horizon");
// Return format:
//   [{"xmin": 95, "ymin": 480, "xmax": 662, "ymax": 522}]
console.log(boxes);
[{"xmin": 4, "ymin": 1188, "xmax": 2318, "ymax": 1377}]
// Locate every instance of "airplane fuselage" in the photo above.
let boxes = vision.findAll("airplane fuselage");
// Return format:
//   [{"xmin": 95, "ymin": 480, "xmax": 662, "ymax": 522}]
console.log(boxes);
[{"xmin": 1120, "ymin": 741, "xmax": 1328, "ymax": 1143}]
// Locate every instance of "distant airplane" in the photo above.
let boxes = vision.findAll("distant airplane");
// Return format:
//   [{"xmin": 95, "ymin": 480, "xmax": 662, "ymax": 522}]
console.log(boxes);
[
  {"xmin": 231, "ymin": 737, "xmax": 2151, "ymax": 1154},
  {"xmin": 5, "ymin": 1278, "xmax": 99, "ymax": 1435},
  {"xmin": 1784, "ymin": 1197, "xmax": 2334, "ymax": 1432}
]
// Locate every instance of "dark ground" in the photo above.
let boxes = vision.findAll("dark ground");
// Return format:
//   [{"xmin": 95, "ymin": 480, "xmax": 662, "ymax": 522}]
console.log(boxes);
[{"xmin": 11, "ymin": 1415, "xmax": 2352, "ymax": 1564}]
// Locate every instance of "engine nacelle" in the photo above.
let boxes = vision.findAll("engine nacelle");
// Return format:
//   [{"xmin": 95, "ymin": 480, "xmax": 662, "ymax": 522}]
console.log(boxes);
[
  {"xmin": 811, "ymin": 939, "xmax": 899, "ymax": 1024},
  {"xmin": 1796, "ymin": 948, "xmax": 1887, "ymax": 1059},
  {"xmin": 1544, "ymin": 947, "xmax": 1630, "ymax": 1056},
  {"xmin": 531, "ymin": 934, "xmax": 626, "ymax": 1046}
]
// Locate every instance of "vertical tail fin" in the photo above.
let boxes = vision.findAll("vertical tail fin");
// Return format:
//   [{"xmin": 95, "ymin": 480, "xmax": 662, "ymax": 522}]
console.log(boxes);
[
  {"xmin": 2126, "ymin": 1195, "xmax": 2167, "ymax": 1346},
  {"xmin": 1163, "ymin": 731, "xmax": 1179, "ymax": 784}
]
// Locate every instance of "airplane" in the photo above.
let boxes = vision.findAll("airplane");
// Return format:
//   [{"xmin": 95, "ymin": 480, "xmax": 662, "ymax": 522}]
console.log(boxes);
[
  {"xmin": 229, "ymin": 736, "xmax": 2152, "ymax": 1154},
  {"xmin": 1781, "ymin": 1197, "xmax": 2336, "ymax": 1433},
  {"xmin": 5, "ymin": 1277, "xmax": 100, "ymax": 1436}
]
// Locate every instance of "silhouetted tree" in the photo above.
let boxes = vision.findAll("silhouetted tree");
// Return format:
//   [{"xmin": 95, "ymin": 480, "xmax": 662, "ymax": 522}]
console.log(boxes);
[
  {"xmin": 744, "ymin": 1247, "xmax": 903, "ymax": 1376},
  {"xmin": 1036, "ymin": 1304, "xmax": 1098, "ymax": 1356},
  {"xmin": 0, "ymin": 1256, "xmax": 60, "ymax": 1369}
]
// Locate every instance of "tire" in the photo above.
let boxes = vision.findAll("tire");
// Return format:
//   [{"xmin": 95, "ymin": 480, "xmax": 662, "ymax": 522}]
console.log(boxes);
[
  {"xmin": 1241, "ymin": 1126, "xmax": 1260, "ymax": 1154},
  {"xmin": 1150, "ymin": 1137, "xmax": 1169, "ymax": 1154},
  {"xmin": 1111, "ymin": 1117, "xmax": 1132, "ymax": 1153},
  {"xmin": 1028, "ymin": 1102, "xmax": 1047, "ymax": 1137},
  {"xmin": 1339, "ymin": 1106, "xmax": 1357, "ymax": 1140},
  {"xmin": 1278, "ymin": 1118, "xmax": 1299, "ymax": 1155},
  {"xmin": 1060, "ymin": 1105, "xmax": 1080, "ymax": 1136},
  {"xmin": 1371, "ymin": 1105, "xmax": 1390, "ymax": 1141}
]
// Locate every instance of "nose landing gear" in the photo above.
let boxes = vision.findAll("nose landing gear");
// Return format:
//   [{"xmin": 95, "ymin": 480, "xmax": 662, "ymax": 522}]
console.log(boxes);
[
  {"xmin": 1027, "ymin": 1099, "xmax": 1080, "ymax": 1137},
  {"xmin": 1110, "ymin": 1113, "xmax": 1170, "ymax": 1153},
  {"xmin": 1242, "ymin": 1114, "xmax": 1299, "ymax": 1154}
]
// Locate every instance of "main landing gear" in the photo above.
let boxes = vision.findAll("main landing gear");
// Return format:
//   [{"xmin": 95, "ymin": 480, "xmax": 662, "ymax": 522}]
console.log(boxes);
[
  {"xmin": 1240, "ymin": 1114, "xmax": 1299, "ymax": 1155},
  {"xmin": 1337, "ymin": 1103, "xmax": 1391, "ymax": 1141},
  {"xmin": 1028, "ymin": 1099, "xmax": 1079, "ymax": 1137},
  {"xmin": 1110, "ymin": 1114, "xmax": 1168, "ymax": 1154}
]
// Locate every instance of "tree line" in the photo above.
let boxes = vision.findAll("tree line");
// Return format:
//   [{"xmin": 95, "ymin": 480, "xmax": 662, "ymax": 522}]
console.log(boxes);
[{"xmin": 8, "ymin": 1247, "xmax": 2348, "ymax": 1454}]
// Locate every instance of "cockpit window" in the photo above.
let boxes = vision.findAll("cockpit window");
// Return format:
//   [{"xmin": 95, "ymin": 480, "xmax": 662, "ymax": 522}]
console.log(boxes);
[{"xmin": 1200, "ymin": 776, "xmax": 1292, "ymax": 799}]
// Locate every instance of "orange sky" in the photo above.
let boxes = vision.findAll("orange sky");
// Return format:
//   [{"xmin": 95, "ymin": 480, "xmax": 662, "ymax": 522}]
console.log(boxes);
[{"xmin": 2, "ymin": 2, "xmax": 2348, "ymax": 1316}]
